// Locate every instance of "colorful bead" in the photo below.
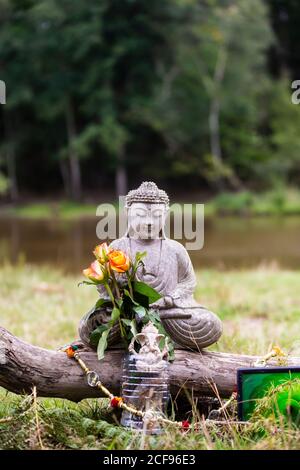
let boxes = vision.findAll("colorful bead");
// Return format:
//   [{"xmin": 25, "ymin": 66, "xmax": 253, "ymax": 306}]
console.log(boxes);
[
  {"xmin": 110, "ymin": 396, "xmax": 123, "ymax": 408},
  {"xmin": 65, "ymin": 345, "xmax": 79, "ymax": 358},
  {"xmin": 66, "ymin": 346, "xmax": 75, "ymax": 358},
  {"xmin": 181, "ymin": 420, "xmax": 190, "ymax": 429}
]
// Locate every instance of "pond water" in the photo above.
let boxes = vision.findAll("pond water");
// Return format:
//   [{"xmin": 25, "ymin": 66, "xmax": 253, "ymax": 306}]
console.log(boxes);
[{"xmin": 0, "ymin": 215, "xmax": 300, "ymax": 272}]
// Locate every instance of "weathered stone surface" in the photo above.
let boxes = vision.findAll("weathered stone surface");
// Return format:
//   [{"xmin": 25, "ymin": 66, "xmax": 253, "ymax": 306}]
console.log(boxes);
[{"xmin": 79, "ymin": 182, "xmax": 222, "ymax": 350}]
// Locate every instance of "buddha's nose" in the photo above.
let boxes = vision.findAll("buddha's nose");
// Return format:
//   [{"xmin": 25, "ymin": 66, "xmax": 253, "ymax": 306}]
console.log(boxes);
[{"xmin": 144, "ymin": 217, "xmax": 153, "ymax": 228}]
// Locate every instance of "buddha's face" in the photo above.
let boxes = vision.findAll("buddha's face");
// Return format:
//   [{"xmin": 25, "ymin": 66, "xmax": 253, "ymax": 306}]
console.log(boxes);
[{"xmin": 127, "ymin": 203, "xmax": 167, "ymax": 239}]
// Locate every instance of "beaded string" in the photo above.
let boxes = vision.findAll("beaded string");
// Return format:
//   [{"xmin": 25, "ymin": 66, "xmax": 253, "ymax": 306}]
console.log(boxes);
[
  {"xmin": 65, "ymin": 345, "xmax": 190, "ymax": 430},
  {"xmin": 64, "ymin": 344, "xmax": 288, "ymax": 430}
]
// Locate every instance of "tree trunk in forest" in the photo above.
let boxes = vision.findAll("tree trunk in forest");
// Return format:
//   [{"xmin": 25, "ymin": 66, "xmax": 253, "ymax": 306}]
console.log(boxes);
[
  {"xmin": 59, "ymin": 157, "xmax": 71, "ymax": 198},
  {"xmin": 208, "ymin": 47, "xmax": 241, "ymax": 191},
  {"xmin": 115, "ymin": 150, "xmax": 128, "ymax": 198},
  {"xmin": 3, "ymin": 111, "xmax": 19, "ymax": 202},
  {"xmin": 208, "ymin": 47, "xmax": 227, "ymax": 191},
  {"xmin": 65, "ymin": 98, "xmax": 82, "ymax": 201},
  {"xmin": 6, "ymin": 145, "xmax": 18, "ymax": 203},
  {"xmin": 1, "ymin": 326, "xmax": 299, "ymax": 402}
]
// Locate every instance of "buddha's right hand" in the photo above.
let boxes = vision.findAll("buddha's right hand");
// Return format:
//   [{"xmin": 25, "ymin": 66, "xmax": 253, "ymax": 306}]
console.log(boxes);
[
  {"xmin": 151, "ymin": 296, "xmax": 192, "ymax": 319},
  {"xmin": 151, "ymin": 295, "xmax": 174, "ymax": 310}
]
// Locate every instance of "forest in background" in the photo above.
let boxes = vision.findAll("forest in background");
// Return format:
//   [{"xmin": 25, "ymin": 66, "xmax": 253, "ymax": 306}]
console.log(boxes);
[{"xmin": 0, "ymin": 0, "xmax": 300, "ymax": 202}]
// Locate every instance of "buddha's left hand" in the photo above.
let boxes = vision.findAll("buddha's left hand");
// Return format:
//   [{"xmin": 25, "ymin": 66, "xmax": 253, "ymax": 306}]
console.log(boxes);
[{"xmin": 151, "ymin": 296, "xmax": 192, "ymax": 319}]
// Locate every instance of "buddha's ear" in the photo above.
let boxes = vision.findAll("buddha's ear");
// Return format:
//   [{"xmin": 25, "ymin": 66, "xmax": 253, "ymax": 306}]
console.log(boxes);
[{"xmin": 160, "ymin": 205, "xmax": 168, "ymax": 236}]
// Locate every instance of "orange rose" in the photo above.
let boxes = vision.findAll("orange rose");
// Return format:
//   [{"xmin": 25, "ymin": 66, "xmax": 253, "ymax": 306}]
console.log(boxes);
[
  {"xmin": 93, "ymin": 242, "xmax": 109, "ymax": 264},
  {"xmin": 108, "ymin": 250, "xmax": 130, "ymax": 273},
  {"xmin": 83, "ymin": 260, "xmax": 104, "ymax": 283}
]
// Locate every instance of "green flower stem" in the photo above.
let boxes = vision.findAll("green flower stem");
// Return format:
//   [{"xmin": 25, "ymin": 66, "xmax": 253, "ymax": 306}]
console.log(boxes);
[
  {"xmin": 119, "ymin": 318, "xmax": 125, "ymax": 338},
  {"xmin": 126, "ymin": 272, "xmax": 134, "ymax": 298},
  {"xmin": 110, "ymin": 269, "xmax": 121, "ymax": 300},
  {"xmin": 104, "ymin": 282, "xmax": 116, "ymax": 308}
]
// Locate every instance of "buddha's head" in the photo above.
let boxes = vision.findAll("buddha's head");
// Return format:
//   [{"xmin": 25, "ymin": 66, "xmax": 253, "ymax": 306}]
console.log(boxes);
[{"xmin": 125, "ymin": 182, "xmax": 169, "ymax": 240}]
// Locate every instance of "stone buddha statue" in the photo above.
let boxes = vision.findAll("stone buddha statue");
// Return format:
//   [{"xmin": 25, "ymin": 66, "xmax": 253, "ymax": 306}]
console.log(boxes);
[{"xmin": 79, "ymin": 182, "xmax": 222, "ymax": 350}]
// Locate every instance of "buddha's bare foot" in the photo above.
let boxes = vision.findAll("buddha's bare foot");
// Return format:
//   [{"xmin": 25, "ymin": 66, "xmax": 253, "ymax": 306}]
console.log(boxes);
[
  {"xmin": 78, "ymin": 307, "xmax": 121, "ymax": 349},
  {"xmin": 162, "ymin": 307, "xmax": 222, "ymax": 350},
  {"xmin": 158, "ymin": 309, "xmax": 192, "ymax": 320}
]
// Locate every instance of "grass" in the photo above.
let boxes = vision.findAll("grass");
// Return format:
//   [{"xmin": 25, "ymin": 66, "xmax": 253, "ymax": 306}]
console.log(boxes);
[
  {"xmin": 3, "ymin": 187, "xmax": 300, "ymax": 221},
  {"xmin": 1, "ymin": 263, "xmax": 300, "ymax": 449},
  {"xmin": 0, "ymin": 201, "xmax": 100, "ymax": 220},
  {"xmin": 206, "ymin": 188, "xmax": 300, "ymax": 217}
]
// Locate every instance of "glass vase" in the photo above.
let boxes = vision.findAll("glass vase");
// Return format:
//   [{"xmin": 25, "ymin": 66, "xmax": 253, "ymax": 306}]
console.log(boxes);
[{"xmin": 120, "ymin": 354, "xmax": 170, "ymax": 434}]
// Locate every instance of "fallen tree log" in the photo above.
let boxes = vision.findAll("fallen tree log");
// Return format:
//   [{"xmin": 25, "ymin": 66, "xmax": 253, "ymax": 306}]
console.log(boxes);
[{"xmin": 1, "ymin": 326, "xmax": 299, "ymax": 401}]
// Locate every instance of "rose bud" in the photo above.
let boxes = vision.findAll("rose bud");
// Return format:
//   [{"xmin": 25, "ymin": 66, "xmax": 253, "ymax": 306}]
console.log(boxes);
[
  {"xmin": 93, "ymin": 243, "xmax": 109, "ymax": 264},
  {"xmin": 83, "ymin": 260, "xmax": 104, "ymax": 283}
]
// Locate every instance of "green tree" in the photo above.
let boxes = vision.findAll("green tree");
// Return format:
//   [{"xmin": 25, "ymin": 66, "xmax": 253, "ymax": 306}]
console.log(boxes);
[
  {"xmin": 0, "ymin": 0, "xmax": 289, "ymax": 198},
  {"xmin": 269, "ymin": 80, "xmax": 300, "ymax": 185},
  {"xmin": 142, "ymin": 0, "xmax": 273, "ymax": 189},
  {"xmin": 1, "ymin": 0, "xmax": 186, "ymax": 198},
  {"xmin": 79, "ymin": 0, "xmax": 181, "ymax": 195}
]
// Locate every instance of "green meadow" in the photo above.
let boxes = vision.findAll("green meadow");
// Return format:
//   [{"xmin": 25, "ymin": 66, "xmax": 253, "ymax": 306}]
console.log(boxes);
[{"xmin": 1, "ymin": 263, "xmax": 300, "ymax": 449}]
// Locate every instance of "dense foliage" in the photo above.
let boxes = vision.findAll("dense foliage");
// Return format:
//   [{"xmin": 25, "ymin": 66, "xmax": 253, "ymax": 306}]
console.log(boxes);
[{"xmin": 0, "ymin": 0, "xmax": 299, "ymax": 200}]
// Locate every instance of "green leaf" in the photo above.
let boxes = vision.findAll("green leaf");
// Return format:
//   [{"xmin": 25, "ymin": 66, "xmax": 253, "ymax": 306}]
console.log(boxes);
[
  {"xmin": 124, "ymin": 289, "xmax": 139, "ymax": 305},
  {"xmin": 121, "ymin": 318, "xmax": 137, "ymax": 337},
  {"xmin": 121, "ymin": 318, "xmax": 138, "ymax": 338},
  {"xmin": 129, "ymin": 319, "xmax": 138, "ymax": 338},
  {"xmin": 133, "ymin": 305, "xmax": 147, "ymax": 320},
  {"xmin": 95, "ymin": 298, "xmax": 111, "ymax": 309},
  {"xmin": 97, "ymin": 328, "xmax": 110, "ymax": 361},
  {"xmin": 132, "ymin": 251, "xmax": 147, "ymax": 275},
  {"xmin": 135, "ymin": 251, "xmax": 147, "ymax": 263},
  {"xmin": 133, "ymin": 291, "xmax": 150, "ymax": 308},
  {"xmin": 164, "ymin": 335, "xmax": 175, "ymax": 361},
  {"xmin": 78, "ymin": 280, "xmax": 97, "ymax": 287},
  {"xmin": 146, "ymin": 312, "xmax": 175, "ymax": 362},
  {"xmin": 133, "ymin": 281, "xmax": 162, "ymax": 304},
  {"xmin": 90, "ymin": 324, "xmax": 109, "ymax": 346},
  {"xmin": 110, "ymin": 306, "xmax": 121, "ymax": 323},
  {"xmin": 148, "ymin": 309, "xmax": 161, "ymax": 322}
]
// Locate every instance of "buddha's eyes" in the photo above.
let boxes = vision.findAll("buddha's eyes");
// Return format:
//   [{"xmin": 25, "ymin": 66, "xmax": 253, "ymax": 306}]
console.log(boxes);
[
  {"xmin": 152, "ymin": 211, "xmax": 163, "ymax": 218},
  {"xmin": 135, "ymin": 210, "xmax": 146, "ymax": 217},
  {"xmin": 131, "ymin": 209, "xmax": 164, "ymax": 218}
]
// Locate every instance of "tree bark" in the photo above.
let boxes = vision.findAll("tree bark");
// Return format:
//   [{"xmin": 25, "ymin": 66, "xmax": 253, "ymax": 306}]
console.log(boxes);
[
  {"xmin": 5, "ymin": 145, "xmax": 18, "ymax": 202},
  {"xmin": 209, "ymin": 47, "xmax": 227, "ymax": 182},
  {"xmin": 115, "ymin": 150, "xmax": 127, "ymax": 198},
  {"xmin": 3, "ymin": 111, "xmax": 19, "ymax": 202},
  {"xmin": 65, "ymin": 97, "xmax": 82, "ymax": 201},
  {"xmin": 1, "ymin": 327, "xmax": 299, "ymax": 402},
  {"xmin": 58, "ymin": 157, "xmax": 71, "ymax": 198},
  {"xmin": 208, "ymin": 46, "xmax": 242, "ymax": 190}
]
